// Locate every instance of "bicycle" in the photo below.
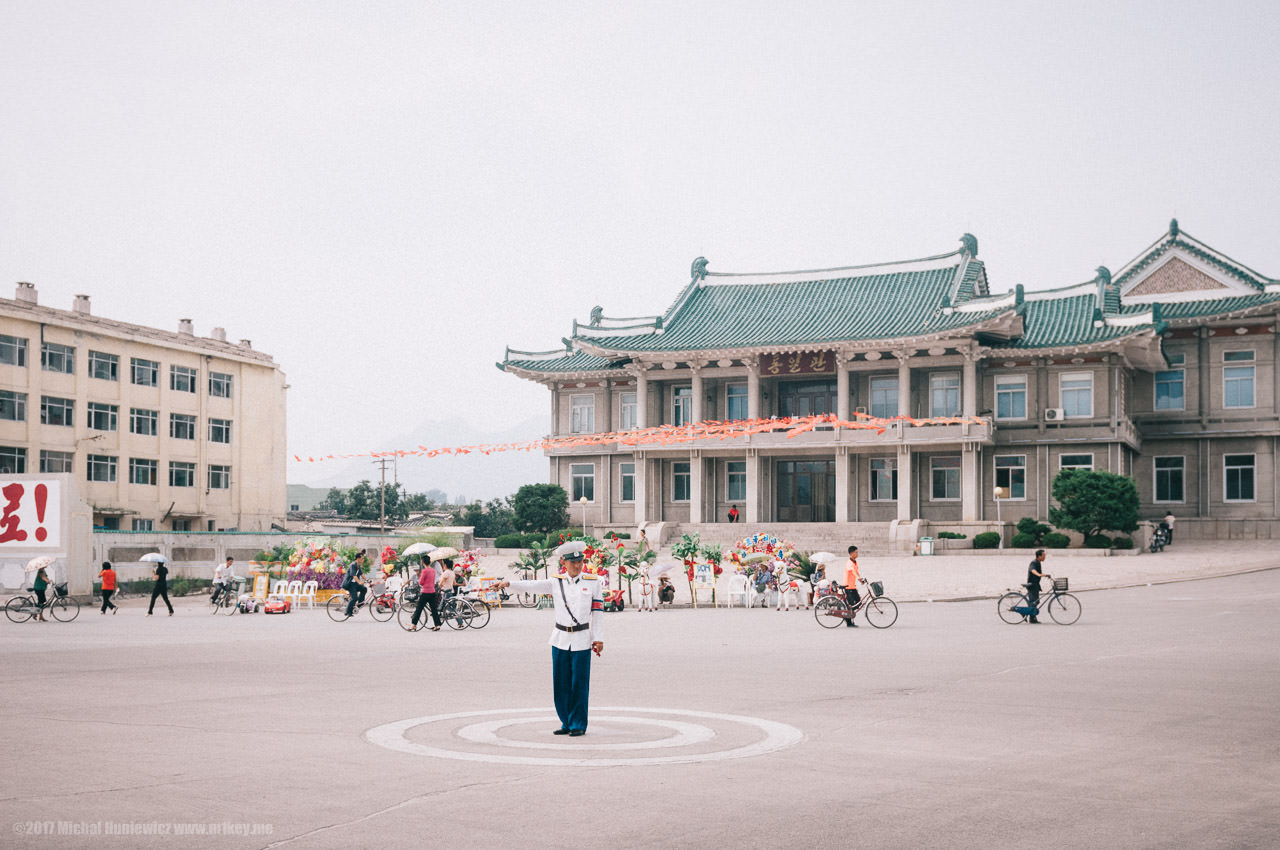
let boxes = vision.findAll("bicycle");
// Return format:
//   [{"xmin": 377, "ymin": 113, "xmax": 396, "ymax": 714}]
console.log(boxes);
[
  {"xmin": 326, "ymin": 585, "xmax": 370, "ymax": 622},
  {"xmin": 455, "ymin": 590, "xmax": 493, "ymax": 629},
  {"xmin": 997, "ymin": 575, "xmax": 1081, "ymax": 625},
  {"xmin": 813, "ymin": 580, "xmax": 898, "ymax": 628},
  {"xmin": 210, "ymin": 578, "xmax": 244, "ymax": 616},
  {"xmin": 6, "ymin": 583, "xmax": 80, "ymax": 623},
  {"xmin": 397, "ymin": 592, "xmax": 480, "ymax": 631},
  {"xmin": 367, "ymin": 585, "xmax": 399, "ymax": 622}
]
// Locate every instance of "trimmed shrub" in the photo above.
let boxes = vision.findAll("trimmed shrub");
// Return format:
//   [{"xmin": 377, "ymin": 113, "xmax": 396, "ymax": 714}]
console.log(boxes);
[
  {"xmin": 1111, "ymin": 536, "xmax": 1134, "ymax": 550},
  {"xmin": 937, "ymin": 531, "xmax": 967, "ymax": 539},
  {"xmin": 494, "ymin": 534, "xmax": 525, "ymax": 549},
  {"xmin": 1011, "ymin": 532, "xmax": 1037, "ymax": 548},
  {"xmin": 1042, "ymin": 532, "xmax": 1071, "ymax": 549},
  {"xmin": 1016, "ymin": 517, "xmax": 1051, "ymax": 544},
  {"xmin": 609, "ymin": 532, "xmax": 631, "ymax": 540},
  {"xmin": 973, "ymin": 531, "xmax": 1001, "ymax": 549},
  {"xmin": 1084, "ymin": 534, "xmax": 1112, "ymax": 549}
]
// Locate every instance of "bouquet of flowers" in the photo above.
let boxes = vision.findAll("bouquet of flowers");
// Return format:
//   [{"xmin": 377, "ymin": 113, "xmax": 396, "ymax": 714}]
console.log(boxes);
[{"xmin": 453, "ymin": 550, "xmax": 484, "ymax": 583}]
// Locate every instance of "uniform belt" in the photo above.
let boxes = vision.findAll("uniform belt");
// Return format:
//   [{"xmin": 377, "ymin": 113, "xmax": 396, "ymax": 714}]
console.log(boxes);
[{"xmin": 556, "ymin": 623, "xmax": 590, "ymax": 633}]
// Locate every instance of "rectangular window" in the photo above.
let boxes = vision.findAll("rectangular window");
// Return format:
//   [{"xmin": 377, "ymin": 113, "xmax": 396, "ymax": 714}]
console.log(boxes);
[
  {"xmin": 170, "ymin": 365, "xmax": 197, "ymax": 393},
  {"xmin": 727, "ymin": 460, "xmax": 747, "ymax": 502},
  {"xmin": 131, "ymin": 358, "xmax": 159, "ymax": 386},
  {"xmin": 130, "ymin": 458, "xmax": 158, "ymax": 486},
  {"xmin": 172, "ymin": 518, "xmax": 191, "ymax": 532},
  {"xmin": 41, "ymin": 341, "xmax": 75, "ymax": 374},
  {"xmin": 570, "ymin": 463, "xmax": 594, "ymax": 502},
  {"xmin": 208, "ymin": 464, "xmax": 231, "ymax": 490},
  {"xmin": 209, "ymin": 371, "xmax": 233, "ymax": 398},
  {"xmin": 208, "ymin": 418, "xmax": 232, "ymax": 444},
  {"xmin": 673, "ymin": 386, "xmax": 692, "ymax": 427},
  {"xmin": 672, "ymin": 461, "xmax": 691, "ymax": 501},
  {"xmin": 870, "ymin": 457, "xmax": 897, "ymax": 501},
  {"xmin": 40, "ymin": 450, "xmax": 74, "ymax": 473},
  {"xmin": 40, "ymin": 396, "xmax": 74, "ymax": 427},
  {"xmin": 1224, "ymin": 454, "xmax": 1255, "ymax": 502},
  {"xmin": 170, "ymin": 413, "xmax": 197, "ymax": 440},
  {"xmin": 1223, "ymin": 352, "xmax": 1255, "ymax": 409},
  {"xmin": 995, "ymin": 455, "xmax": 1027, "ymax": 499},
  {"xmin": 0, "ymin": 446, "xmax": 27, "ymax": 474},
  {"xmin": 869, "ymin": 377, "xmax": 898, "ymax": 419},
  {"xmin": 0, "ymin": 390, "xmax": 26, "ymax": 421},
  {"xmin": 0, "ymin": 334, "xmax": 28, "ymax": 367},
  {"xmin": 570, "ymin": 395, "xmax": 595, "ymax": 434},
  {"xmin": 1154, "ymin": 368, "xmax": 1185, "ymax": 410},
  {"xmin": 87, "ymin": 454, "xmax": 117, "ymax": 482},
  {"xmin": 87, "ymin": 402, "xmax": 118, "ymax": 431},
  {"xmin": 930, "ymin": 373, "xmax": 961, "ymax": 417},
  {"xmin": 1059, "ymin": 454, "xmax": 1094, "ymax": 471},
  {"xmin": 132, "ymin": 518, "xmax": 154, "ymax": 531},
  {"xmin": 88, "ymin": 350, "xmax": 119, "ymax": 381},
  {"xmin": 620, "ymin": 392, "xmax": 637, "ymax": 431},
  {"xmin": 169, "ymin": 461, "xmax": 196, "ymax": 488},
  {"xmin": 620, "ymin": 462, "xmax": 635, "ymax": 502},
  {"xmin": 930, "ymin": 456, "xmax": 961, "ymax": 500},
  {"xmin": 1060, "ymin": 372, "xmax": 1093, "ymax": 418},
  {"xmin": 130, "ymin": 408, "xmax": 158, "ymax": 436},
  {"xmin": 995, "ymin": 376, "xmax": 1027, "ymax": 420},
  {"xmin": 1154, "ymin": 457, "xmax": 1184, "ymax": 503},
  {"xmin": 727, "ymin": 384, "xmax": 749, "ymax": 421}
]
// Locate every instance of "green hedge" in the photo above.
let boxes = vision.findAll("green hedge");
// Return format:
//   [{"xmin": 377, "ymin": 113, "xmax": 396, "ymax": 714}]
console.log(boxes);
[
  {"xmin": 1084, "ymin": 534, "xmax": 1112, "ymax": 549},
  {"xmin": 973, "ymin": 531, "xmax": 1001, "ymax": 549},
  {"xmin": 1042, "ymin": 532, "xmax": 1071, "ymax": 549},
  {"xmin": 1111, "ymin": 536, "xmax": 1134, "ymax": 550},
  {"xmin": 936, "ymin": 531, "xmax": 967, "ymax": 539},
  {"xmin": 1011, "ymin": 532, "xmax": 1037, "ymax": 548},
  {"xmin": 495, "ymin": 533, "xmax": 547, "ymax": 549}
]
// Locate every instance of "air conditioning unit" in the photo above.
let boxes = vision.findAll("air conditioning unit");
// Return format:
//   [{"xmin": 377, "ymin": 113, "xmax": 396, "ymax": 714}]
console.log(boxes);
[
  {"xmin": 854, "ymin": 406, "xmax": 868, "ymax": 416},
  {"xmin": 1044, "ymin": 408, "xmax": 1066, "ymax": 421}
]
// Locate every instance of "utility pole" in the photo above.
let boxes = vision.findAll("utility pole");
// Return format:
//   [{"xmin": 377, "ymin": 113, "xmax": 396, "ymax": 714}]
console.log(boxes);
[{"xmin": 373, "ymin": 458, "xmax": 393, "ymax": 533}]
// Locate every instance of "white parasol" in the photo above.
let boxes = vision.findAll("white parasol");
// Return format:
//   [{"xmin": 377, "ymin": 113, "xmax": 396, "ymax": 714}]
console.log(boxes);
[
  {"xmin": 809, "ymin": 551, "xmax": 841, "ymax": 565},
  {"xmin": 401, "ymin": 542, "xmax": 437, "ymax": 557},
  {"xmin": 25, "ymin": 555, "xmax": 56, "ymax": 573},
  {"xmin": 139, "ymin": 552, "xmax": 168, "ymax": 563},
  {"xmin": 428, "ymin": 547, "xmax": 460, "ymax": 562}
]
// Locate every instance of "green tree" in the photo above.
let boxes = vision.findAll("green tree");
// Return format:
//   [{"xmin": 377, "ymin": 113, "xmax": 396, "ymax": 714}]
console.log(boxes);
[
  {"xmin": 319, "ymin": 487, "xmax": 347, "ymax": 514},
  {"xmin": 344, "ymin": 481, "xmax": 376, "ymax": 520},
  {"xmin": 512, "ymin": 484, "xmax": 569, "ymax": 534},
  {"xmin": 457, "ymin": 497, "xmax": 517, "ymax": 538},
  {"xmin": 1048, "ymin": 469, "xmax": 1140, "ymax": 538},
  {"xmin": 403, "ymin": 491, "xmax": 436, "ymax": 512}
]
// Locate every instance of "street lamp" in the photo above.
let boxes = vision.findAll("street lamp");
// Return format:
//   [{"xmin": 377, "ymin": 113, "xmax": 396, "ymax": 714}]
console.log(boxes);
[
  {"xmin": 993, "ymin": 486, "xmax": 1006, "ymax": 550},
  {"xmin": 579, "ymin": 496, "xmax": 589, "ymax": 537}
]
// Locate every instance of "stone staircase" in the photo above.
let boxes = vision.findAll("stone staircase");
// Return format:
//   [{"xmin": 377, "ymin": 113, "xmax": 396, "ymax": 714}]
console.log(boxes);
[{"xmin": 654, "ymin": 522, "xmax": 894, "ymax": 556}]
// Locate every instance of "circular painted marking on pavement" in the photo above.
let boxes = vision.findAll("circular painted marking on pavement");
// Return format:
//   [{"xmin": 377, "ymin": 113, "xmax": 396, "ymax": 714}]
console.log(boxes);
[
  {"xmin": 455, "ymin": 714, "xmax": 715, "ymax": 751},
  {"xmin": 364, "ymin": 706, "xmax": 803, "ymax": 767}
]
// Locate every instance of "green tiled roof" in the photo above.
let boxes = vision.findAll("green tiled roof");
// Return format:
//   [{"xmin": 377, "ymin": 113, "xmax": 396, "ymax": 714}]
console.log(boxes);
[
  {"xmin": 500, "ymin": 350, "xmax": 623, "ymax": 374},
  {"xmin": 1156, "ymin": 293, "xmax": 1280, "ymax": 320},
  {"xmin": 996, "ymin": 294, "xmax": 1150, "ymax": 350}
]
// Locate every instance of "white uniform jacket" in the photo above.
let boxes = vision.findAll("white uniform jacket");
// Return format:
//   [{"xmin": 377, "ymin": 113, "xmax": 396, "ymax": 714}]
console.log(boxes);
[{"xmin": 507, "ymin": 573, "xmax": 604, "ymax": 651}]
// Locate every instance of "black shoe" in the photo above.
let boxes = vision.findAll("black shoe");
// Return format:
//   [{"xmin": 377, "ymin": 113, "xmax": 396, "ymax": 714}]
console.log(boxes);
[
  {"xmin": 568, "ymin": 730, "xmax": 586, "ymax": 737},
  {"xmin": 553, "ymin": 728, "xmax": 571, "ymax": 736},
  {"xmin": 1029, "ymin": 618, "xmax": 1040, "ymax": 624}
]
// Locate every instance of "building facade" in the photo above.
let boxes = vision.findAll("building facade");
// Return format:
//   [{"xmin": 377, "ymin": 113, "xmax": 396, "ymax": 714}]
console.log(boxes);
[
  {"xmin": 0, "ymin": 283, "xmax": 288, "ymax": 531},
  {"xmin": 500, "ymin": 223, "xmax": 1280, "ymax": 542}
]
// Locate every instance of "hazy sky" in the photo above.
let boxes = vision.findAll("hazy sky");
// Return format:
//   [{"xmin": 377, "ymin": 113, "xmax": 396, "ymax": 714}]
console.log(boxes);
[{"xmin": 3, "ymin": 1, "xmax": 1278, "ymax": 491}]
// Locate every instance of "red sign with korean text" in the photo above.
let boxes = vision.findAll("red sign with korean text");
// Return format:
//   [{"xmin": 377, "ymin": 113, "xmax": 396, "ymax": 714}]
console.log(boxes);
[
  {"xmin": 761, "ymin": 351, "xmax": 836, "ymax": 376},
  {"xmin": 0, "ymin": 480, "xmax": 62, "ymax": 549}
]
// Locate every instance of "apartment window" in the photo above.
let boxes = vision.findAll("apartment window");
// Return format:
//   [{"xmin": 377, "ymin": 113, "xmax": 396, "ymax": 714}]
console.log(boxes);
[
  {"xmin": 870, "ymin": 457, "xmax": 897, "ymax": 501},
  {"xmin": 40, "ymin": 396, "xmax": 74, "ymax": 427},
  {"xmin": 1059, "ymin": 454, "xmax": 1094, "ymax": 471},
  {"xmin": 40, "ymin": 450, "xmax": 74, "ymax": 473},
  {"xmin": 208, "ymin": 464, "xmax": 231, "ymax": 490},
  {"xmin": 87, "ymin": 402, "xmax": 118, "ymax": 431},
  {"xmin": 570, "ymin": 463, "xmax": 594, "ymax": 502},
  {"xmin": 172, "ymin": 519, "xmax": 191, "ymax": 532},
  {"xmin": 1060, "ymin": 372, "xmax": 1093, "ymax": 418},
  {"xmin": 1223, "ymin": 351, "xmax": 1255, "ymax": 409},
  {"xmin": 131, "ymin": 358, "xmax": 159, "ymax": 386},
  {"xmin": 995, "ymin": 376, "xmax": 1027, "ymax": 420},
  {"xmin": 673, "ymin": 386, "xmax": 692, "ymax": 427},
  {"xmin": 995, "ymin": 455, "xmax": 1026, "ymax": 499},
  {"xmin": 0, "ymin": 390, "xmax": 26, "ymax": 422},
  {"xmin": 620, "ymin": 462, "xmax": 635, "ymax": 502},
  {"xmin": 727, "ymin": 460, "xmax": 747, "ymax": 502},
  {"xmin": 170, "ymin": 365, "xmax": 197, "ymax": 393},
  {"xmin": 931, "ymin": 456, "xmax": 961, "ymax": 500},
  {"xmin": 88, "ymin": 351, "xmax": 119, "ymax": 381},
  {"xmin": 930, "ymin": 373, "xmax": 961, "ymax": 417},
  {"xmin": 209, "ymin": 418, "xmax": 232, "ymax": 444},
  {"xmin": 869, "ymin": 377, "xmax": 898, "ymax": 419},
  {"xmin": 169, "ymin": 461, "xmax": 196, "ymax": 488},
  {"xmin": 0, "ymin": 334, "xmax": 28, "ymax": 367},
  {"xmin": 1154, "ymin": 370, "xmax": 1185, "ymax": 410},
  {"xmin": 209, "ymin": 371, "xmax": 233, "ymax": 398},
  {"xmin": 170, "ymin": 413, "xmax": 197, "ymax": 440},
  {"xmin": 132, "ymin": 519, "xmax": 154, "ymax": 531},
  {"xmin": 130, "ymin": 408, "xmax": 159, "ymax": 436},
  {"xmin": 672, "ymin": 461, "xmax": 691, "ymax": 501},
  {"xmin": 41, "ymin": 342, "xmax": 75, "ymax": 374},
  {"xmin": 87, "ymin": 454, "xmax": 117, "ymax": 482},
  {"xmin": 0, "ymin": 446, "xmax": 27, "ymax": 473},
  {"xmin": 570, "ymin": 395, "xmax": 595, "ymax": 434},
  {"xmin": 1224, "ymin": 454, "xmax": 1255, "ymax": 502},
  {"xmin": 620, "ymin": 392, "xmax": 637, "ymax": 430},
  {"xmin": 1154, "ymin": 457, "xmax": 1184, "ymax": 503},
  {"xmin": 727, "ymin": 384, "xmax": 749, "ymax": 421},
  {"xmin": 129, "ymin": 458, "xmax": 158, "ymax": 486}
]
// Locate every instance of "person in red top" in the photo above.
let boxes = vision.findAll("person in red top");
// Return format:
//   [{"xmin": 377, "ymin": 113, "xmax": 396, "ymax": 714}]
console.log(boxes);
[
  {"xmin": 841, "ymin": 545, "xmax": 862, "ymax": 627},
  {"xmin": 728, "ymin": 505, "xmax": 739, "ymax": 523},
  {"xmin": 409, "ymin": 558, "xmax": 443, "ymax": 631},
  {"xmin": 98, "ymin": 561, "xmax": 119, "ymax": 615}
]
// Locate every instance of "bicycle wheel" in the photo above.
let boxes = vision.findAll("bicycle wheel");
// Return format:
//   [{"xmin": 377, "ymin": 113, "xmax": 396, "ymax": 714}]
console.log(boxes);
[
  {"xmin": 517, "ymin": 592, "xmax": 536, "ymax": 609},
  {"xmin": 466, "ymin": 599, "xmax": 491, "ymax": 629},
  {"xmin": 326, "ymin": 593, "xmax": 353, "ymax": 622},
  {"xmin": 222, "ymin": 594, "xmax": 240, "ymax": 615},
  {"xmin": 863, "ymin": 596, "xmax": 898, "ymax": 628},
  {"xmin": 1046, "ymin": 592, "xmax": 1082, "ymax": 625},
  {"xmin": 49, "ymin": 596, "xmax": 80, "ymax": 622},
  {"xmin": 5, "ymin": 596, "xmax": 36, "ymax": 623},
  {"xmin": 444, "ymin": 599, "xmax": 475, "ymax": 630},
  {"xmin": 814, "ymin": 596, "xmax": 846, "ymax": 629},
  {"xmin": 368, "ymin": 594, "xmax": 396, "ymax": 622},
  {"xmin": 997, "ymin": 592, "xmax": 1028, "ymax": 624},
  {"xmin": 397, "ymin": 602, "xmax": 425, "ymax": 632}
]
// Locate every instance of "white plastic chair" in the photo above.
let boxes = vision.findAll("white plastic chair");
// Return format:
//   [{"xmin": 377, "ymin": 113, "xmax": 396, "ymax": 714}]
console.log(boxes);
[
  {"xmin": 271, "ymin": 579, "xmax": 288, "ymax": 597},
  {"xmin": 298, "ymin": 580, "xmax": 318, "ymax": 609},
  {"xmin": 724, "ymin": 573, "xmax": 750, "ymax": 608},
  {"xmin": 286, "ymin": 580, "xmax": 303, "ymax": 607}
]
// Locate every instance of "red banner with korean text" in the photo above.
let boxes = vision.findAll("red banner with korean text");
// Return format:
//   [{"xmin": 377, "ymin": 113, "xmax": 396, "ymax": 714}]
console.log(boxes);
[{"xmin": 0, "ymin": 480, "xmax": 62, "ymax": 548}]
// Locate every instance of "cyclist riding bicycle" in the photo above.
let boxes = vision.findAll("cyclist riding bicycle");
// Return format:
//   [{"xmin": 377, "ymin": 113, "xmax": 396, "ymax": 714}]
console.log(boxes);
[{"xmin": 211, "ymin": 557, "xmax": 236, "ymax": 606}]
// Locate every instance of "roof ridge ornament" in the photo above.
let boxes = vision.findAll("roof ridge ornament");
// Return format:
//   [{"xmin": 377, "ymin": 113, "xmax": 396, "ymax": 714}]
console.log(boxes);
[
  {"xmin": 691, "ymin": 257, "xmax": 709, "ymax": 283},
  {"xmin": 589, "ymin": 306, "xmax": 603, "ymax": 327},
  {"xmin": 1169, "ymin": 218, "xmax": 1179, "ymax": 238},
  {"xmin": 960, "ymin": 233, "xmax": 978, "ymax": 258}
]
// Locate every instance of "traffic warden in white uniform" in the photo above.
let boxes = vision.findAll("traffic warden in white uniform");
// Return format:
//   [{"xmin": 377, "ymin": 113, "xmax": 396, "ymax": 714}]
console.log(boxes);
[{"xmin": 493, "ymin": 541, "xmax": 604, "ymax": 737}]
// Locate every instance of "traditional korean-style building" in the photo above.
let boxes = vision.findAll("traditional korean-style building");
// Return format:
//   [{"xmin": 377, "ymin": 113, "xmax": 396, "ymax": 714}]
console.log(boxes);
[{"xmin": 499, "ymin": 222, "xmax": 1280, "ymax": 548}]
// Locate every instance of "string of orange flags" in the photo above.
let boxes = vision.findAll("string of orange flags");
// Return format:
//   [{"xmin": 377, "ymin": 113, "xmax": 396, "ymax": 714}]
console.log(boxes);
[{"xmin": 290, "ymin": 413, "xmax": 987, "ymax": 463}]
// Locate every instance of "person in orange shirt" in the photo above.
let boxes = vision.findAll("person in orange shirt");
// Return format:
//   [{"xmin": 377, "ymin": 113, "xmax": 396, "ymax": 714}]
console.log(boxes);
[
  {"xmin": 98, "ymin": 561, "xmax": 119, "ymax": 615},
  {"xmin": 842, "ymin": 545, "xmax": 863, "ymax": 627}
]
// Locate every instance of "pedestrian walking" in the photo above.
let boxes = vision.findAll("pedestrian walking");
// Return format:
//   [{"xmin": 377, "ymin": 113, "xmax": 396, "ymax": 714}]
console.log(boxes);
[
  {"xmin": 493, "ymin": 541, "xmax": 604, "ymax": 737},
  {"xmin": 147, "ymin": 559, "xmax": 174, "ymax": 616},
  {"xmin": 32, "ymin": 566, "xmax": 50, "ymax": 622},
  {"xmin": 1026, "ymin": 549, "xmax": 1048, "ymax": 624},
  {"xmin": 409, "ymin": 558, "xmax": 442, "ymax": 631},
  {"xmin": 1163, "ymin": 512, "xmax": 1176, "ymax": 544},
  {"xmin": 98, "ymin": 561, "xmax": 119, "ymax": 615}
]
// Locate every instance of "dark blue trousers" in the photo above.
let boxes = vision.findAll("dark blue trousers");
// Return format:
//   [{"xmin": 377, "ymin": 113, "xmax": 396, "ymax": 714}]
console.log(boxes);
[{"xmin": 551, "ymin": 646, "xmax": 592, "ymax": 732}]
